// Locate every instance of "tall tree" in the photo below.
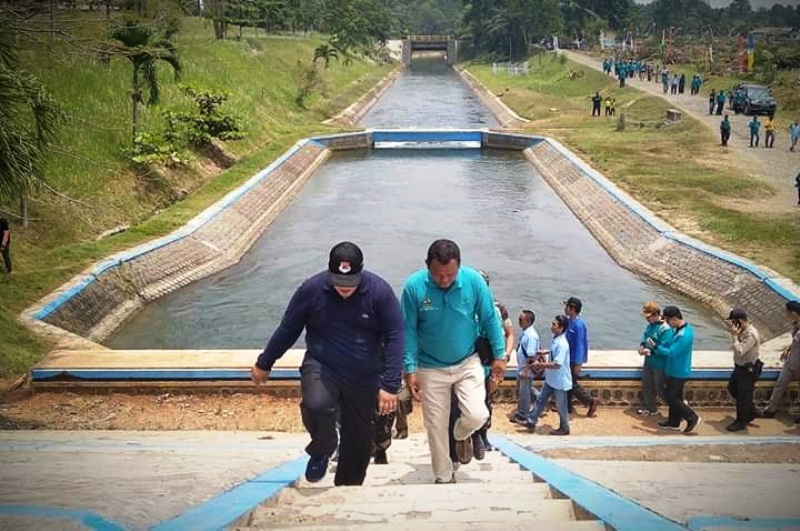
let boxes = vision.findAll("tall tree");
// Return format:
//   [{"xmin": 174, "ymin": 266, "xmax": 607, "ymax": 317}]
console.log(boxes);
[
  {"xmin": 109, "ymin": 17, "xmax": 181, "ymax": 143},
  {"xmin": 0, "ymin": 21, "xmax": 61, "ymax": 221}
]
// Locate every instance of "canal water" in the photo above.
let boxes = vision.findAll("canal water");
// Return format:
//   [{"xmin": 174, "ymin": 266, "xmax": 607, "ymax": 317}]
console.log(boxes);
[{"xmin": 106, "ymin": 57, "xmax": 729, "ymax": 351}]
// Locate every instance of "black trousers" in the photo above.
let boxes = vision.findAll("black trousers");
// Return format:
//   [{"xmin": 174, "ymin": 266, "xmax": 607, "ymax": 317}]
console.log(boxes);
[
  {"xmin": 728, "ymin": 364, "xmax": 760, "ymax": 423},
  {"xmin": 567, "ymin": 364, "xmax": 593, "ymax": 412},
  {"xmin": 665, "ymin": 376, "xmax": 698, "ymax": 426},
  {"xmin": 721, "ymin": 130, "xmax": 730, "ymax": 146},
  {"xmin": 1, "ymin": 244, "xmax": 10, "ymax": 273},
  {"xmin": 374, "ymin": 411, "xmax": 394, "ymax": 454},
  {"xmin": 300, "ymin": 357, "xmax": 378, "ymax": 486},
  {"xmin": 592, "ymin": 103, "xmax": 601, "ymax": 116}
]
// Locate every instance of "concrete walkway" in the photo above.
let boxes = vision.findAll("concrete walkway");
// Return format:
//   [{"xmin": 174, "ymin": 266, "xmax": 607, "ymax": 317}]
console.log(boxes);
[
  {"xmin": 2, "ymin": 431, "xmax": 799, "ymax": 530},
  {"xmin": 563, "ymin": 51, "xmax": 799, "ymax": 212}
]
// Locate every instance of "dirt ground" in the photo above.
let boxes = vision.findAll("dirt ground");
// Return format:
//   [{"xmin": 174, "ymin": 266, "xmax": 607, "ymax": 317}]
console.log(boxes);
[
  {"xmin": 540, "ymin": 444, "xmax": 800, "ymax": 463},
  {"xmin": 1, "ymin": 386, "xmax": 798, "ymax": 463}
]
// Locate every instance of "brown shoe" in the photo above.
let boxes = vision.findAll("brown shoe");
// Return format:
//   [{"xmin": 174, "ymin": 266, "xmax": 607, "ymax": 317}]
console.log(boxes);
[
  {"xmin": 587, "ymin": 398, "xmax": 599, "ymax": 418},
  {"xmin": 455, "ymin": 437, "xmax": 473, "ymax": 465},
  {"xmin": 550, "ymin": 428, "xmax": 570, "ymax": 436}
]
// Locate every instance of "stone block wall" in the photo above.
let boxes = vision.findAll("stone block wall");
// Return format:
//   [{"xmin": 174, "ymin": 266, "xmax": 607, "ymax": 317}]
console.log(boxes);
[
  {"xmin": 457, "ymin": 69, "xmax": 529, "ymax": 129},
  {"xmin": 40, "ymin": 143, "xmax": 329, "ymax": 342},
  {"xmin": 325, "ymin": 71, "xmax": 401, "ymax": 128},
  {"xmin": 524, "ymin": 141, "xmax": 791, "ymax": 338}
]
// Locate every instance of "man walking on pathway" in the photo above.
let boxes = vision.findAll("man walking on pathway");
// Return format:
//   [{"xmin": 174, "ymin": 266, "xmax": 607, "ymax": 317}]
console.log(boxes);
[
  {"xmin": 764, "ymin": 117, "xmax": 776, "ymax": 148},
  {"xmin": 401, "ymin": 239, "xmax": 505, "ymax": 484},
  {"xmin": 637, "ymin": 302, "xmax": 671, "ymax": 416},
  {"xmin": 720, "ymin": 114, "xmax": 731, "ymax": 146},
  {"xmin": 591, "ymin": 91, "xmax": 602, "ymax": 117},
  {"xmin": 789, "ymin": 121, "xmax": 800, "ymax": 152},
  {"xmin": 251, "ymin": 241, "xmax": 404, "ymax": 485},
  {"xmin": 0, "ymin": 217, "xmax": 10, "ymax": 274},
  {"xmin": 762, "ymin": 301, "xmax": 800, "ymax": 422},
  {"xmin": 724, "ymin": 308, "xmax": 762, "ymax": 432},
  {"xmin": 648, "ymin": 306, "xmax": 702, "ymax": 434},
  {"xmin": 748, "ymin": 116, "xmax": 761, "ymax": 147},
  {"xmin": 564, "ymin": 297, "xmax": 599, "ymax": 417},
  {"xmin": 510, "ymin": 309, "xmax": 541, "ymax": 423}
]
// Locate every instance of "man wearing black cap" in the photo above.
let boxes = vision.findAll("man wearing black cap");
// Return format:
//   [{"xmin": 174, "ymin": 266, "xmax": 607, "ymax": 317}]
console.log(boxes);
[
  {"xmin": 563, "ymin": 297, "xmax": 599, "ymax": 417},
  {"xmin": 725, "ymin": 308, "xmax": 762, "ymax": 432},
  {"xmin": 251, "ymin": 241, "xmax": 404, "ymax": 486}
]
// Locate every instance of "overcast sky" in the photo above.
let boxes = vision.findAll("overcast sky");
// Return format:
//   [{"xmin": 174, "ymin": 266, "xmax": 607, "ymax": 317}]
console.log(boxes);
[{"xmin": 634, "ymin": 0, "xmax": 799, "ymax": 9}]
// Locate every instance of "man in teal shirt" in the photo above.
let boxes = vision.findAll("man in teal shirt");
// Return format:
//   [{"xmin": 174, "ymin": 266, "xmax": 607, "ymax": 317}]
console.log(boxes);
[
  {"xmin": 637, "ymin": 302, "xmax": 672, "ymax": 416},
  {"xmin": 402, "ymin": 239, "xmax": 505, "ymax": 484},
  {"xmin": 648, "ymin": 305, "xmax": 702, "ymax": 434}
]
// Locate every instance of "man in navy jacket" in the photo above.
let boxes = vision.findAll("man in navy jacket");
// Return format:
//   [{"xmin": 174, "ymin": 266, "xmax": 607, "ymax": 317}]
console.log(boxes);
[{"xmin": 252, "ymin": 241, "xmax": 404, "ymax": 486}]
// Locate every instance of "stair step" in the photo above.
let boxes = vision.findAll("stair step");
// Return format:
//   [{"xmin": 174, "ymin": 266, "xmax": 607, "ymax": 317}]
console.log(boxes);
[
  {"xmin": 302, "ymin": 467, "xmax": 535, "ymax": 487},
  {"xmin": 248, "ymin": 498, "xmax": 576, "ymax": 527},
  {"xmin": 237, "ymin": 521, "xmax": 605, "ymax": 531},
  {"xmin": 274, "ymin": 482, "xmax": 553, "ymax": 504}
]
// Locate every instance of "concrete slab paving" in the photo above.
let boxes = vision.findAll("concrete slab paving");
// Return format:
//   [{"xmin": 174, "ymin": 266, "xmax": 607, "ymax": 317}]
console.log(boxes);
[
  {"xmin": 0, "ymin": 431, "xmax": 307, "ymax": 531},
  {"xmin": 553, "ymin": 459, "xmax": 800, "ymax": 523}
]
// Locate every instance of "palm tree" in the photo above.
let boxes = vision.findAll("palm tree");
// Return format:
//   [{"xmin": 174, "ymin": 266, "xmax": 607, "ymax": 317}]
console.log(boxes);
[
  {"xmin": 0, "ymin": 22, "xmax": 61, "ymax": 224},
  {"xmin": 313, "ymin": 43, "xmax": 339, "ymax": 68},
  {"xmin": 109, "ymin": 17, "xmax": 181, "ymax": 143}
]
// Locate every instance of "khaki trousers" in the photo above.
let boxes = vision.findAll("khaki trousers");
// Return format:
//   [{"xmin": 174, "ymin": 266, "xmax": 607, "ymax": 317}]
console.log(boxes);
[{"xmin": 417, "ymin": 354, "xmax": 488, "ymax": 482}]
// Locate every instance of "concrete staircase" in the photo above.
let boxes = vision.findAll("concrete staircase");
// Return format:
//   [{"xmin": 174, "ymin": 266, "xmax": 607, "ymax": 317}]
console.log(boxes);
[{"xmin": 233, "ymin": 435, "xmax": 605, "ymax": 530}]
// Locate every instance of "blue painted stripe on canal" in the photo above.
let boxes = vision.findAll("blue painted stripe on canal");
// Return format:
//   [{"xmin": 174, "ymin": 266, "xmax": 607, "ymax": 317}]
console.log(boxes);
[
  {"xmin": 29, "ymin": 367, "xmax": 780, "ymax": 381},
  {"xmin": 371, "ymin": 129, "xmax": 483, "ymax": 143},
  {"xmin": 33, "ymin": 138, "xmax": 316, "ymax": 320},
  {"xmin": 687, "ymin": 516, "xmax": 800, "ymax": 530},
  {"xmin": 0, "ymin": 505, "xmax": 126, "ymax": 531},
  {"xmin": 150, "ymin": 454, "xmax": 307, "ymax": 531},
  {"xmin": 490, "ymin": 435, "xmax": 687, "ymax": 531}
]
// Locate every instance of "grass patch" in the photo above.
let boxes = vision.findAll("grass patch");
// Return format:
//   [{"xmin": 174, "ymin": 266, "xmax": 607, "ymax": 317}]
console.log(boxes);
[
  {"xmin": 468, "ymin": 54, "xmax": 800, "ymax": 284},
  {"xmin": 0, "ymin": 13, "xmax": 391, "ymax": 377}
]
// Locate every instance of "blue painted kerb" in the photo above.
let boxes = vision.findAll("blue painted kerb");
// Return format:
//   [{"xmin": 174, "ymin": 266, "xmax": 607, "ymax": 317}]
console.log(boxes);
[
  {"xmin": 490, "ymin": 435, "xmax": 687, "ymax": 531},
  {"xmin": 150, "ymin": 454, "xmax": 307, "ymax": 531}
]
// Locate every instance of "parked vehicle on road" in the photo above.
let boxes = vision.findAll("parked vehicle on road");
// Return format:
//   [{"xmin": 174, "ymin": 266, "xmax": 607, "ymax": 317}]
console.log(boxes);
[{"xmin": 732, "ymin": 83, "xmax": 777, "ymax": 118}]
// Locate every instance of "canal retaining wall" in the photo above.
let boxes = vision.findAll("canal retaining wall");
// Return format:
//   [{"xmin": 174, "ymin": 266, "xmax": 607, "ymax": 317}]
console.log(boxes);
[
  {"xmin": 523, "ymin": 139, "xmax": 796, "ymax": 340},
  {"xmin": 323, "ymin": 70, "xmax": 402, "ymax": 128},
  {"xmin": 22, "ymin": 141, "xmax": 330, "ymax": 348},
  {"xmin": 457, "ymin": 69, "xmax": 530, "ymax": 129}
]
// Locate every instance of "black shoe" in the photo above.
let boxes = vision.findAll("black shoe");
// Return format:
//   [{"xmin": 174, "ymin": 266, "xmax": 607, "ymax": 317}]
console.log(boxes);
[
  {"xmin": 374, "ymin": 449, "xmax": 388, "ymax": 464},
  {"xmin": 658, "ymin": 421, "xmax": 682, "ymax": 431},
  {"xmin": 587, "ymin": 398, "xmax": 599, "ymax": 418},
  {"xmin": 455, "ymin": 437, "xmax": 473, "ymax": 465},
  {"xmin": 550, "ymin": 428, "xmax": 570, "ymax": 436},
  {"xmin": 522, "ymin": 420, "xmax": 537, "ymax": 431},
  {"xmin": 726, "ymin": 421, "xmax": 746, "ymax": 432},
  {"xmin": 305, "ymin": 455, "xmax": 329, "ymax": 482},
  {"xmin": 394, "ymin": 430, "xmax": 408, "ymax": 440},
  {"xmin": 761, "ymin": 409, "xmax": 775, "ymax": 419},
  {"xmin": 509, "ymin": 413, "xmax": 527, "ymax": 424},
  {"xmin": 472, "ymin": 433, "xmax": 486, "ymax": 461},
  {"xmin": 684, "ymin": 416, "xmax": 702, "ymax": 434}
]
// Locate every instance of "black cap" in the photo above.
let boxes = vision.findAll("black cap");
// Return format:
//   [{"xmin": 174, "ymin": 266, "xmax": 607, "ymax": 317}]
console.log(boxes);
[
  {"xmin": 328, "ymin": 241, "xmax": 363, "ymax": 287},
  {"xmin": 727, "ymin": 308, "xmax": 748, "ymax": 320},
  {"xmin": 564, "ymin": 296, "xmax": 582, "ymax": 313},
  {"xmin": 662, "ymin": 305, "xmax": 682, "ymax": 319}
]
